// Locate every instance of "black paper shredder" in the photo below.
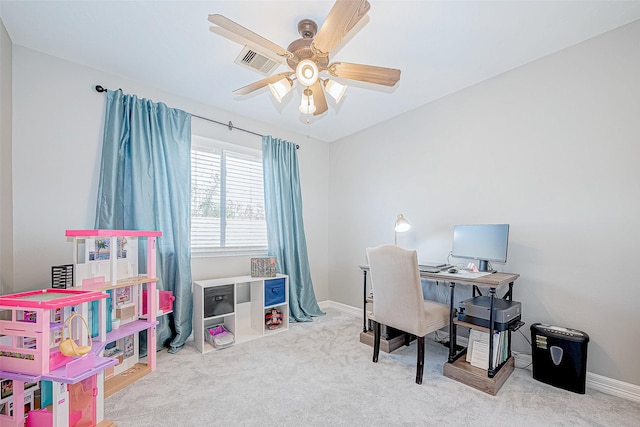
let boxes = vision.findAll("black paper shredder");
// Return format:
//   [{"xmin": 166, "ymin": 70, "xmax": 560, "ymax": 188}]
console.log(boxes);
[{"xmin": 531, "ymin": 323, "xmax": 589, "ymax": 394}]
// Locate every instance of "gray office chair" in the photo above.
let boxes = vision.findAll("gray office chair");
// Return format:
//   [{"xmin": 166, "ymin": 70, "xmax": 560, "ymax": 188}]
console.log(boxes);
[{"xmin": 366, "ymin": 244, "xmax": 450, "ymax": 384}]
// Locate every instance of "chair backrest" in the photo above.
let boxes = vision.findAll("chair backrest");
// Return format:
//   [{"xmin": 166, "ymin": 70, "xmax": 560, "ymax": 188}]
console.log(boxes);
[{"xmin": 366, "ymin": 244, "xmax": 427, "ymax": 336}]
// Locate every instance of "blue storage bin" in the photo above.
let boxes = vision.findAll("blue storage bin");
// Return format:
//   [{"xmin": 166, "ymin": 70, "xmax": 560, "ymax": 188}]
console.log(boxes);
[{"xmin": 264, "ymin": 277, "xmax": 286, "ymax": 306}]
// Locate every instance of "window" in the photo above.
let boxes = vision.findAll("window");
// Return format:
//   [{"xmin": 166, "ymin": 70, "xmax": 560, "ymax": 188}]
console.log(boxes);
[{"xmin": 191, "ymin": 136, "xmax": 267, "ymax": 256}]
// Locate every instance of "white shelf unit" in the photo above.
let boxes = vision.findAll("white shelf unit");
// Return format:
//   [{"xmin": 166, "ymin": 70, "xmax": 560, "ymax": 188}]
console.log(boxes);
[{"xmin": 193, "ymin": 274, "xmax": 289, "ymax": 353}]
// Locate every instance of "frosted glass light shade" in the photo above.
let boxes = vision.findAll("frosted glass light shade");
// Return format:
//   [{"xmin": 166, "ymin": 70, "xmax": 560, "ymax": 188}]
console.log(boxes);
[
  {"xmin": 268, "ymin": 77, "xmax": 293, "ymax": 103},
  {"xmin": 299, "ymin": 89, "xmax": 316, "ymax": 114},
  {"xmin": 394, "ymin": 214, "xmax": 411, "ymax": 232},
  {"xmin": 323, "ymin": 79, "xmax": 347, "ymax": 103},
  {"xmin": 296, "ymin": 59, "xmax": 319, "ymax": 87}
]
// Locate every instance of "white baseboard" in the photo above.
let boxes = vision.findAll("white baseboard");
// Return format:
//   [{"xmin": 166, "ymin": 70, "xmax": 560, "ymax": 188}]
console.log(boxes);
[
  {"xmin": 586, "ymin": 372, "xmax": 640, "ymax": 403},
  {"xmin": 321, "ymin": 300, "xmax": 640, "ymax": 403},
  {"xmin": 319, "ymin": 300, "xmax": 361, "ymax": 317},
  {"xmin": 512, "ymin": 352, "xmax": 640, "ymax": 402}
]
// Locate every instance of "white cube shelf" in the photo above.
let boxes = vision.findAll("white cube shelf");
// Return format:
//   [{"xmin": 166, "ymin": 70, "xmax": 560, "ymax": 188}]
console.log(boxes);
[{"xmin": 193, "ymin": 274, "xmax": 289, "ymax": 353}]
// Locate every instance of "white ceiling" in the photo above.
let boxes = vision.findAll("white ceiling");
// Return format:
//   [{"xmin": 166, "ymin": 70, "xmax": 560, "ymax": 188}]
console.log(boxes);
[{"xmin": 2, "ymin": 1, "xmax": 640, "ymax": 142}]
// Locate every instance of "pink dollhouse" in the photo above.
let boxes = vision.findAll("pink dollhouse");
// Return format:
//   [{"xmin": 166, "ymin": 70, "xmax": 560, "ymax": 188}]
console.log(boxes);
[
  {"xmin": 0, "ymin": 229, "xmax": 165, "ymax": 427},
  {"xmin": 0, "ymin": 289, "xmax": 115, "ymax": 427}
]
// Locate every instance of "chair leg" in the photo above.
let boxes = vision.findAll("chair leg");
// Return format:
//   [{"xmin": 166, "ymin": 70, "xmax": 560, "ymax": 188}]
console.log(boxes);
[
  {"xmin": 404, "ymin": 333, "xmax": 411, "ymax": 347},
  {"xmin": 416, "ymin": 336, "xmax": 425, "ymax": 384},
  {"xmin": 373, "ymin": 321, "xmax": 381, "ymax": 363}
]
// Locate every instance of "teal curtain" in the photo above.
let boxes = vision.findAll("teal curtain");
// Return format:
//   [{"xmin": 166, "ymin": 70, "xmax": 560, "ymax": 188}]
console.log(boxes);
[
  {"xmin": 95, "ymin": 89, "xmax": 192, "ymax": 354},
  {"xmin": 262, "ymin": 136, "xmax": 324, "ymax": 322}
]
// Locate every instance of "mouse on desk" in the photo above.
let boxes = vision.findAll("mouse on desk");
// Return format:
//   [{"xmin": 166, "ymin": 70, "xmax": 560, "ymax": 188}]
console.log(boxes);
[{"xmin": 448, "ymin": 268, "xmax": 458, "ymax": 274}]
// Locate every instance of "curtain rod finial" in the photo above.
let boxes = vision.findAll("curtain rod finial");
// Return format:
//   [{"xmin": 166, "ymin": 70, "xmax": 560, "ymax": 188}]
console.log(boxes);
[{"xmin": 95, "ymin": 85, "xmax": 107, "ymax": 93}]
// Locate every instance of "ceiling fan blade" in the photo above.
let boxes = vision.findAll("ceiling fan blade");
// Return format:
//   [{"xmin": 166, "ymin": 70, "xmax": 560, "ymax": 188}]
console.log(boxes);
[
  {"xmin": 310, "ymin": 80, "xmax": 328, "ymax": 116},
  {"xmin": 233, "ymin": 72, "xmax": 293, "ymax": 95},
  {"xmin": 312, "ymin": 0, "xmax": 371, "ymax": 56},
  {"xmin": 329, "ymin": 62, "xmax": 401, "ymax": 87},
  {"xmin": 208, "ymin": 14, "xmax": 293, "ymax": 60}
]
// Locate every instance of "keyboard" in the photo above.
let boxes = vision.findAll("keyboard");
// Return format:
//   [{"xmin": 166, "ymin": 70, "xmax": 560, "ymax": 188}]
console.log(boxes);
[
  {"xmin": 442, "ymin": 270, "xmax": 493, "ymax": 279},
  {"xmin": 418, "ymin": 266, "xmax": 493, "ymax": 278}
]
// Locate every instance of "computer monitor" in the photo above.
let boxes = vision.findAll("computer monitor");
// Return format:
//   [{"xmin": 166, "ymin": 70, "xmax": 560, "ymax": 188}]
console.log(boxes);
[{"xmin": 451, "ymin": 224, "xmax": 510, "ymax": 272}]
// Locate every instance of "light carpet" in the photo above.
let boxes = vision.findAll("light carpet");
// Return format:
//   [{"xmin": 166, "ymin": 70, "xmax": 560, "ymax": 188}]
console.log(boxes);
[{"xmin": 104, "ymin": 308, "xmax": 640, "ymax": 426}]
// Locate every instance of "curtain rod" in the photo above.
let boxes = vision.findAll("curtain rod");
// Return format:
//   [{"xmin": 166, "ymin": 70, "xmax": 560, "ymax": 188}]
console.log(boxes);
[{"xmin": 94, "ymin": 85, "xmax": 299, "ymax": 149}]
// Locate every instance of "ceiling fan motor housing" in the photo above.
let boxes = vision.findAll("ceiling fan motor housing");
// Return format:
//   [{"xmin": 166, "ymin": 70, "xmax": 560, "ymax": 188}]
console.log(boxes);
[
  {"xmin": 287, "ymin": 19, "xmax": 329, "ymax": 71},
  {"xmin": 298, "ymin": 19, "xmax": 318, "ymax": 39}
]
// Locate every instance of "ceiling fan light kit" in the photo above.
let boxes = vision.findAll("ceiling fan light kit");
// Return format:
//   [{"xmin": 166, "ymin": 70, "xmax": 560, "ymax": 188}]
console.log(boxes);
[
  {"xmin": 296, "ymin": 59, "xmax": 320, "ymax": 87},
  {"xmin": 268, "ymin": 77, "xmax": 293, "ymax": 103},
  {"xmin": 299, "ymin": 88, "xmax": 316, "ymax": 115},
  {"xmin": 323, "ymin": 79, "xmax": 347, "ymax": 103},
  {"xmin": 208, "ymin": 0, "xmax": 400, "ymax": 122}
]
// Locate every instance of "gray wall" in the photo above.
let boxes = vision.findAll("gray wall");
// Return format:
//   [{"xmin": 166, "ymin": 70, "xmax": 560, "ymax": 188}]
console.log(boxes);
[
  {"xmin": 0, "ymin": 18, "xmax": 12, "ymax": 295},
  {"xmin": 329, "ymin": 20, "xmax": 640, "ymax": 386},
  {"xmin": 8, "ymin": 46, "xmax": 329, "ymax": 302},
  {"xmin": 3, "ymin": 15, "xmax": 639, "ymax": 388}
]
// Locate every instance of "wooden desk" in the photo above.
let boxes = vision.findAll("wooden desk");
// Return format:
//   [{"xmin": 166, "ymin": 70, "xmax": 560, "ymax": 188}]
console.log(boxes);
[
  {"xmin": 421, "ymin": 272, "xmax": 519, "ymax": 366},
  {"xmin": 359, "ymin": 266, "xmax": 520, "ymax": 394}
]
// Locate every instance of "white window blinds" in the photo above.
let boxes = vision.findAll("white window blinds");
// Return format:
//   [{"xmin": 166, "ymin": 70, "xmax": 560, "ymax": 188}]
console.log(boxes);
[{"xmin": 191, "ymin": 138, "xmax": 267, "ymax": 255}]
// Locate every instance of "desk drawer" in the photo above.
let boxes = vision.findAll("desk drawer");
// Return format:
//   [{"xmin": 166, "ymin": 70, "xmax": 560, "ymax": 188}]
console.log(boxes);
[{"xmin": 264, "ymin": 278, "xmax": 286, "ymax": 307}]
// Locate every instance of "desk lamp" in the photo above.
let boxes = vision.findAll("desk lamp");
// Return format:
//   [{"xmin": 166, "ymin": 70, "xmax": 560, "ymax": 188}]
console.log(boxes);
[{"xmin": 394, "ymin": 214, "xmax": 411, "ymax": 245}]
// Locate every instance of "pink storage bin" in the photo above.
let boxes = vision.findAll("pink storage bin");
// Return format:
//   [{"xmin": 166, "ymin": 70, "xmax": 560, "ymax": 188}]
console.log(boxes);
[
  {"xmin": 142, "ymin": 289, "xmax": 175, "ymax": 315},
  {"xmin": 27, "ymin": 409, "xmax": 53, "ymax": 427}
]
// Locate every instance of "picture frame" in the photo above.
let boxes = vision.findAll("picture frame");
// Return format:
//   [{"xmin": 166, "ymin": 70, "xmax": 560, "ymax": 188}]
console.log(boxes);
[
  {"xmin": 124, "ymin": 334, "xmax": 134, "ymax": 358},
  {"xmin": 251, "ymin": 257, "xmax": 277, "ymax": 277},
  {"xmin": 114, "ymin": 286, "xmax": 132, "ymax": 305},
  {"xmin": 0, "ymin": 379, "xmax": 13, "ymax": 400},
  {"xmin": 87, "ymin": 237, "xmax": 127, "ymax": 261}
]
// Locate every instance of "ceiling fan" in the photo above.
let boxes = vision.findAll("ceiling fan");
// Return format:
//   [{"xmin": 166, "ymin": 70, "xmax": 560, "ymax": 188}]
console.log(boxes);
[{"xmin": 208, "ymin": 0, "xmax": 401, "ymax": 120}]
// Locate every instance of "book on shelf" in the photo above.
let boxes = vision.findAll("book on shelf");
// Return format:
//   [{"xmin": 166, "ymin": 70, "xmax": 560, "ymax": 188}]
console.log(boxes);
[
  {"xmin": 467, "ymin": 329, "xmax": 508, "ymax": 370},
  {"xmin": 469, "ymin": 340, "xmax": 491, "ymax": 370}
]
